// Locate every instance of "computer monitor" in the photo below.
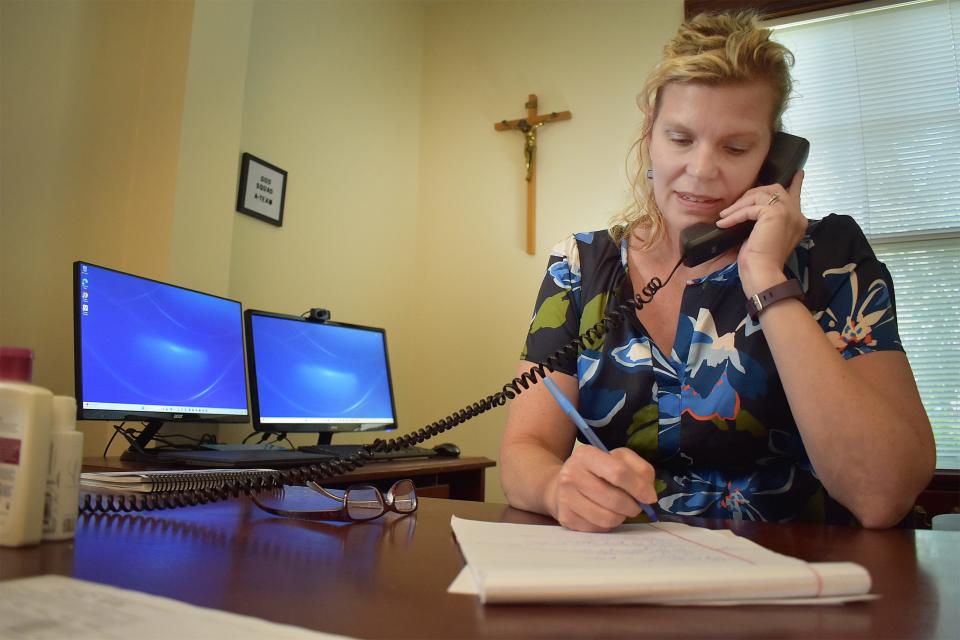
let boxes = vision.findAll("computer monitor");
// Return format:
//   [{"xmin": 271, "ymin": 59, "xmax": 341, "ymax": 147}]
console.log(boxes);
[
  {"xmin": 244, "ymin": 310, "xmax": 398, "ymax": 444},
  {"xmin": 73, "ymin": 262, "xmax": 249, "ymax": 458}
]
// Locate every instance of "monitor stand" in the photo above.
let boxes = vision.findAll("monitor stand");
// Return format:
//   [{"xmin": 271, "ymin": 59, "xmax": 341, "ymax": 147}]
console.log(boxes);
[
  {"xmin": 297, "ymin": 432, "xmax": 361, "ymax": 456},
  {"xmin": 297, "ymin": 433, "xmax": 437, "ymax": 461},
  {"xmin": 119, "ymin": 419, "xmax": 183, "ymax": 464},
  {"xmin": 119, "ymin": 420, "xmax": 338, "ymax": 468}
]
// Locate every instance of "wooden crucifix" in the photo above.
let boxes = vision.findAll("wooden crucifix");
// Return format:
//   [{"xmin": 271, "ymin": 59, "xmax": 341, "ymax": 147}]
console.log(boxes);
[{"xmin": 495, "ymin": 94, "xmax": 572, "ymax": 255}]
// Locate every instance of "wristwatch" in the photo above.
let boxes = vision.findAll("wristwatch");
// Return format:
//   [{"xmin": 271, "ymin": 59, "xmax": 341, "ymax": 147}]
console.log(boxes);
[{"xmin": 746, "ymin": 279, "xmax": 804, "ymax": 321}]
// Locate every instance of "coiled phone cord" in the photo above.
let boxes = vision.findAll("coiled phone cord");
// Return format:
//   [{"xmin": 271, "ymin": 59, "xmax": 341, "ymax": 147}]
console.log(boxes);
[{"xmin": 79, "ymin": 258, "xmax": 683, "ymax": 515}]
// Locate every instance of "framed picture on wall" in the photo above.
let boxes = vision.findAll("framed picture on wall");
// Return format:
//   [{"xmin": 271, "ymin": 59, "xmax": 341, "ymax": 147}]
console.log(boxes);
[{"xmin": 236, "ymin": 152, "xmax": 287, "ymax": 227}]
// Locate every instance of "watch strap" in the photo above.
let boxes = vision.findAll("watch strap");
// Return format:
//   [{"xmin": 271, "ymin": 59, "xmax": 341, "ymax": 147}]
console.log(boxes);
[{"xmin": 746, "ymin": 279, "xmax": 804, "ymax": 321}]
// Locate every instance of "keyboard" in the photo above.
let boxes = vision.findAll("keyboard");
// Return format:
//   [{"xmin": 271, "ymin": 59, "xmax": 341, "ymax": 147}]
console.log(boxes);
[
  {"xmin": 152, "ymin": 448, "xmax": 337, "ymax": 469},
  {"xmin": 298, "ymin": 444, "xmax": 439, "ymax": 461},
  {"xmin": 199, "ymin": 444, "xmax": 289, "ymax": 452}
]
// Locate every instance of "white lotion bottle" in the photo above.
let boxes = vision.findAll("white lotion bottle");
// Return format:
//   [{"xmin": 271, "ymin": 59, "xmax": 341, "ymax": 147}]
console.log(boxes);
[
  {"xmin": 43, "ymin": 395, "xmax": 83, "ymax": 541},
  {"xmin": 0, "ymin": 347, "xmax": 53, "ymax": 547}
]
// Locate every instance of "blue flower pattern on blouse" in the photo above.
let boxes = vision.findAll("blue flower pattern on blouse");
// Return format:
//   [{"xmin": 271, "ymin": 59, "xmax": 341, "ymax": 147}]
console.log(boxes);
[{"xmin": 523, "ymin": 215, "xmax": 903, "ymax": 524}]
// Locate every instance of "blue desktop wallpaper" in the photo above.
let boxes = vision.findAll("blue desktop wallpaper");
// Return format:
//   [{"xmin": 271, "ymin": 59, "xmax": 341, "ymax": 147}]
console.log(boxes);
[
  {"xmin": 250, "ymin": 315, "xmax": 395, "ymax": 422},
  {"xmin": 78, "ymin": 264, "xmax": 248, "ymax": 412}
]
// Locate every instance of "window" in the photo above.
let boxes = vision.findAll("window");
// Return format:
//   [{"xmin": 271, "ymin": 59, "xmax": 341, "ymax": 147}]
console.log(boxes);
[{"xmin": 771, "ymin": 0, "xmax": 960, "ymax": 468}]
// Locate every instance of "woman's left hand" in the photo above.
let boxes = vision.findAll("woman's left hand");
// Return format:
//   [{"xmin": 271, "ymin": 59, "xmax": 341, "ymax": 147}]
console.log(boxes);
[{"xmin": 716, "ymin": 170, "xmax": 807, "ymax": 296}]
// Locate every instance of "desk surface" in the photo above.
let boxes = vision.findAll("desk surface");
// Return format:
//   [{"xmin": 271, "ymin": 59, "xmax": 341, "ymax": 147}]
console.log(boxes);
[{"xmin": 2, "ymin": 498, "xmax": 957, "ymax": 639}]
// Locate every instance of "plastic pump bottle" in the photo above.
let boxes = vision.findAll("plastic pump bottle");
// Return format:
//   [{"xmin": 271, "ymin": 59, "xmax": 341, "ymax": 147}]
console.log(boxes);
[
  {"xmin": 0, "ymin": 347, "xmax": 53, "ymax": 547},
  {"xmin": 43, "ymin": 395, "xmax": 83, "ymax": 541}
]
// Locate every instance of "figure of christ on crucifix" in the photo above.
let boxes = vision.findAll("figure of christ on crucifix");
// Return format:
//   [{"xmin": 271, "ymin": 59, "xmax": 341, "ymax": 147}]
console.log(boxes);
[
  {"xmin": 519, "ymin": 120, "xmax": 544, "ymax": 181},
  {"xmin": 495, "ymin": 94, "xmax": 572, "ymax": 255}
]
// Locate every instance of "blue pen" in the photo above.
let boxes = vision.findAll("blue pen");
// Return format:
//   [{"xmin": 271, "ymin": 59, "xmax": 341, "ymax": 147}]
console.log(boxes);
[{"xmin": 541, "ymin": 376, "xmax": 658, "ymax": 522}]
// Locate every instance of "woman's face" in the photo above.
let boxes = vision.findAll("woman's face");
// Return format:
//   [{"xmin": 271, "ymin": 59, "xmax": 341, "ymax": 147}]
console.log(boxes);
[{"xmin": 648, "ymin": 81, "xmax": 775, "ymax": 237}]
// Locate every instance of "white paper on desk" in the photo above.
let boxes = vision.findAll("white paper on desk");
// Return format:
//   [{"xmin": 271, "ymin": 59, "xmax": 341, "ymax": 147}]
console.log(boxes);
[
  {"xmin": 447, "ymin": 567, "xmax": 877, "ymax": 606},
  {"xmin": 450, "ymin": 516, "xmax": 873, "ymax": 606},
  {"xmin": 0, "ymin": 575, "xmax": 355, "ymax": 640}
]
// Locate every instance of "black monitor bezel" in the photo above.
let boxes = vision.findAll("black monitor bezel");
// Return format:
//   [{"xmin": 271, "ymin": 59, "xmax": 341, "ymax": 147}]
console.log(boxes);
[
  {"xmin": 244, "ymin": 309, "xmax": 399, "ymax": 435},
  {"xmin": 72, "ymin": 260, "xmax": 250, "ymax": 424}
]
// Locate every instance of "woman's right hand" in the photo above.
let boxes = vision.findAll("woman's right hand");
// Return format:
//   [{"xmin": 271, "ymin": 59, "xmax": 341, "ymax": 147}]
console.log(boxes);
[{"xmin": 551, "ymin": 445, "xmax": 658, "ymax": 532}]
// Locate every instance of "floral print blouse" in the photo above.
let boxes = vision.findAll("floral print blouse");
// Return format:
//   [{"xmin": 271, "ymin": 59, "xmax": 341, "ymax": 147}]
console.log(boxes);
[{"xmin": 522, "ymin": 214, "xmax": 903, "ymax": 524}]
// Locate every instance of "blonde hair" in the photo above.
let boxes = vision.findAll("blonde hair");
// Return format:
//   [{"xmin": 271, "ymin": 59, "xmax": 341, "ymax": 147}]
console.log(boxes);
[{"xmin": 610, "ymin": 11, "xmax": 795, "ymax": 248}]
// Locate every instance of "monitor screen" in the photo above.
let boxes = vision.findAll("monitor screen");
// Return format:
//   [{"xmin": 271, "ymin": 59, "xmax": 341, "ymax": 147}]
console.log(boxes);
[
  {"xmin": 73, "ymin": 262, "xmax": 249, "ymax": 423},
  {"xmin": 245, "ymin": 311, "xmax": 398, "ymax": 435}
]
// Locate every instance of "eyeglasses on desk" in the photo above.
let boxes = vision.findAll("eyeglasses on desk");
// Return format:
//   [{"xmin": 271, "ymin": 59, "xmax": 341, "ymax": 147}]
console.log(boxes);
[{"xmin": 251, "ymin": 479, "xmax": 418, "ymax": 522}]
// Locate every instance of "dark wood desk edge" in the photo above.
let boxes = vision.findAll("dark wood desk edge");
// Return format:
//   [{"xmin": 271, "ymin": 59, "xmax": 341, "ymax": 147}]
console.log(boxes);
[
  {"xmin": 915, "ymin": 468, "xmax": 960, "ymax": 526},
  {"xmin": 927, "ymin": 468, "xmax": 959, "ymax": 489},
  {"xmin": 82, "ymin": 455, "xmax": 495, "ymax": 474},
  {"xmin": 81, "ymin": 456, "xmax": 497, "ymax": 501}
]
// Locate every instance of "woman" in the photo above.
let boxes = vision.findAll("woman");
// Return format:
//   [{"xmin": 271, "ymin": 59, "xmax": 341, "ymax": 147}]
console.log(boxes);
[{"xmin": 499, "ymin": 11, "xmax": 934, "ymax": 531}]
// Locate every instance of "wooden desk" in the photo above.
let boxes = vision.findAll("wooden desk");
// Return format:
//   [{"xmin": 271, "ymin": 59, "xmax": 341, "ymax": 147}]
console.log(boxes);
[
  {"xmin": 915, "ymin": 469, "xmax": 960, "ymax": 527},
  {"xmin": 1, "ymin": 498, "xmax": 957, "ymax": 639},
  {"xmin": 82, "ymin": 455, "xmax": 496, "ymax": 501}
]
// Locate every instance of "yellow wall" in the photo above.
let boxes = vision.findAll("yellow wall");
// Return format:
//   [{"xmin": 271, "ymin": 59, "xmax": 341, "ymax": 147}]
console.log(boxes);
[
  {"xmin": 413, "ymin": 0, "xmax": 683, "ymax": 503},
  {"xmin": 0, "ymin": 0, "xmax": 684, "ymax": 503},
  {"xmin": 0, "ymin": 0, "xmax": 195, "ymax": 455},
  {"xmin": 224, "ymin": 0, "xmax": 425, "ymax": 446},
  {"xmin": 169, "ymin": 0, "xmax": 253, "ymax": 294}
]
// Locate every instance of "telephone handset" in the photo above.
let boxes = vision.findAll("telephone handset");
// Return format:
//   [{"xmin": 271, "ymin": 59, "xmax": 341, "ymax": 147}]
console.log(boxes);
[
  {"xmin": 79, "ymin": 136, "xmax": 809, "ymax": 516},
  {"xmin": 679, "ymin": 131, "xmax": 810, "ymax": 268}
]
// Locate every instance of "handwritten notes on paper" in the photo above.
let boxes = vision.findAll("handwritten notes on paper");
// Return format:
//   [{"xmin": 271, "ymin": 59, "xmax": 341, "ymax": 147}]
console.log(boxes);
[{"xmin": 449, "ymin": 517, "xmax": 874, "ymax": 605}]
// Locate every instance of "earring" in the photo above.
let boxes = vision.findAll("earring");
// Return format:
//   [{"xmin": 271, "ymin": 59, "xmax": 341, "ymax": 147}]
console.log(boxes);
[{"xmin": 646, "ymin": 169, "xmax": 653, "ymax": 179}]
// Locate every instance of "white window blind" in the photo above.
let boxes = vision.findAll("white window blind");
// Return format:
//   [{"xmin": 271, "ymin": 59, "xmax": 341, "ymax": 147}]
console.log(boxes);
[{"xmin": 772, "ymin": 0, "xmax": 960, "ymax": 469}]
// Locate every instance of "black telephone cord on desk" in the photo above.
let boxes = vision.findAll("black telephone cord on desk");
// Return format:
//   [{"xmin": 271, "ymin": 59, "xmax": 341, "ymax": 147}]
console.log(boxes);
[{"xmin": 79, "ymin": 259, "xmax": 682, "ymax": 515}]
